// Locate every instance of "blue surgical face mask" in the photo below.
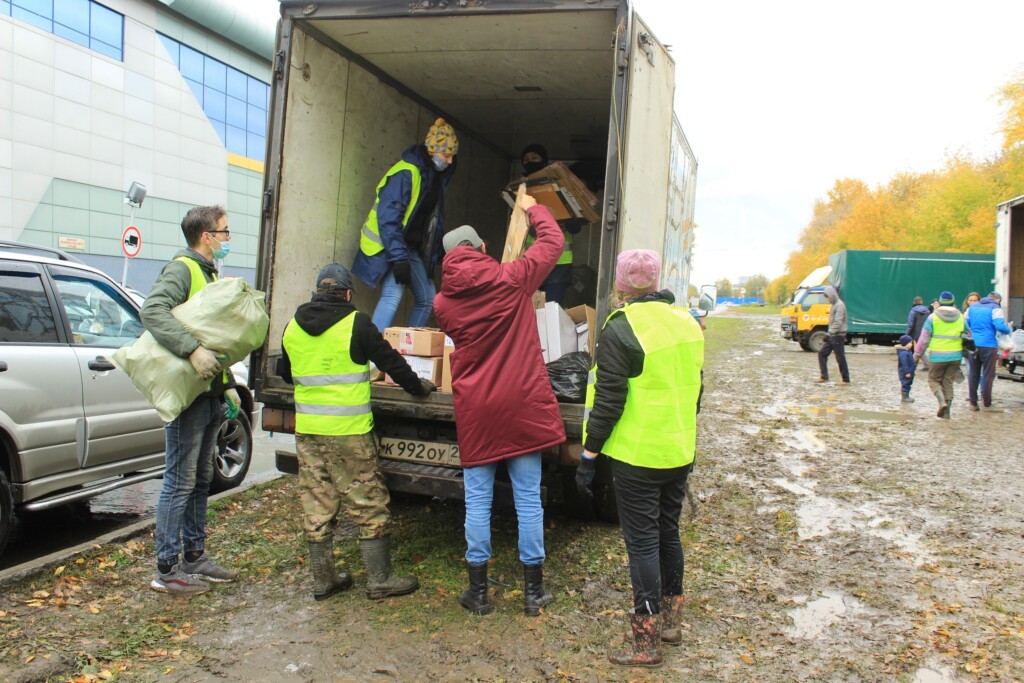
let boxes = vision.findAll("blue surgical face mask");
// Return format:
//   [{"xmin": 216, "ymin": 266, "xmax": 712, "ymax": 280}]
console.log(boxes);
[
  {"xmin": 210, "ymin": 236, "xmax": 230, "ymax": 260},
  {"xmin": 431, "ymin": 153, "xmax": 450, "ymax": 171}
]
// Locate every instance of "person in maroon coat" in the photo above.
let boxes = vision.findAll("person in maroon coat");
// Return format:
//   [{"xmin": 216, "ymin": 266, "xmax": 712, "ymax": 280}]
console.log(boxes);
[{"xmin": 434, "ymin": 191, "xmax": 566, "ymax": 617}]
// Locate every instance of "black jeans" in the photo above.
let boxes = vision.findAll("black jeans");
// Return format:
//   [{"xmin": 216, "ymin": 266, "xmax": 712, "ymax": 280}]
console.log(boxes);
[
  {"xmin": 818, "ymin": 334, "xmax": 850, "ymax": 381},
  {"xmin": 612, "ymin": 459, "xmax": 692, "ymax": 615}
]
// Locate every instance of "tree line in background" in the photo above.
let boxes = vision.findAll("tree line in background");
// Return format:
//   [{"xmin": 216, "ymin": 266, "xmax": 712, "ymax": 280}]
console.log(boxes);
[{"xmin": 761, "ymin": 71, "xmax": 1024, "ymax": 305}]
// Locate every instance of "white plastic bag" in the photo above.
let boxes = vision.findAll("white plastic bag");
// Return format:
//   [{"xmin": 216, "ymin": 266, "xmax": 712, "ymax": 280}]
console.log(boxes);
[
  {"xmin": 1012, "ymin": 329, "xmax": 1024, "ymax": 353},
  {"xmin": 113, "ymin": 278, "xmax": 269, "ymax": 421},
  {"xmin": 996, "ymin": 331, "xmax": 1014, "ymax": 352}
]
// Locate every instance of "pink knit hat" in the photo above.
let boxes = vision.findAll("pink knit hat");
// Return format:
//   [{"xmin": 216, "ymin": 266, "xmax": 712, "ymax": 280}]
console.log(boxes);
[{"xmin": 615, "ymin": 249, "xmax": 661, "ymax": 295}]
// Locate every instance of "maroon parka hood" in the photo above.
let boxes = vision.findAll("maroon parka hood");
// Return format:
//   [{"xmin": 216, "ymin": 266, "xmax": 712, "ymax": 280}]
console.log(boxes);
[{"xmin": 434, "ymin": 206, "xmax": 567, "ymax": 467}]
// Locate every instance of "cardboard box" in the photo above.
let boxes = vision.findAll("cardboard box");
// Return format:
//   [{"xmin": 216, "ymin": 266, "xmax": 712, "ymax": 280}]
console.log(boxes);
[
  {"xmin": 544, "ymin": 302, "xmax": 579, "ymax": 362},
  {"xmin": 535, "ymin": 308, "xmax": 549, "ymax": 364},
  {"xmin": 385, "ymin": 355, "xmax": 442, "ymax": 385},
  {"xmin": 383, "ymin": 327, "xmax": 445, "ymax": 357},
  {"xmin": 441, "ymin": 344, "xmax": 455, "ymax": 393},
  {"xmin": 566, "ymin": 305, "xmax": 597, "ymax": 357},
  {"xmin": 501, "ymin": 161, "xmax": 600, "ymax": 223}
]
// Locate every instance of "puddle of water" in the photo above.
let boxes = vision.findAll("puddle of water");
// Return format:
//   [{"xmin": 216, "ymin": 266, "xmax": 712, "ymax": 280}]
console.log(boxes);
[
  {"xmin": 796, "ymin": 495, "xmax": 845, "ymax": 539},
  {"xmin": 763, "ymin": 403, "xmax": 909, "ymax": 422},
  {"xmin": 777, "ymin": 453, "xmax": 811, "ymax": 477},
  {"xmin": 786, "ymin": 590, "xmax": 865, "ymax": 639},
  {"xmin": 771, "ymin": 478, "xmax": 815, "ymax": 497},
  {"xmin": 912, "ymin": 662, "xmax": 959, "ymax": 683}
]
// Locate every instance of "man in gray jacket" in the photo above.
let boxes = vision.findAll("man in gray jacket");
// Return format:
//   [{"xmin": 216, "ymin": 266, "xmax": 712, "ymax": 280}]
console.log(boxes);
[
  {"xmin": 141, "ymin": 205, "xmax": 239, "ymax": 595},
  {"xmin": 816, "ymin": 285, "xmax": 851, "ymax": 384}
]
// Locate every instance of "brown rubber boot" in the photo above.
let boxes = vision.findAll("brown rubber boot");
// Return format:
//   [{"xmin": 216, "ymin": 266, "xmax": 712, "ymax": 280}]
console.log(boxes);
[
  {"xmin": 608, "ymin": 612, "xmax": 663, "ymax": 667},
  {"xmin": 359, "ymin": 536, "xmax": 419, "ymax": 600},
  {"xmin": 309, "ymin": 539, "xmax": 352, "ymax": 601},
  {"xmin": 660, "ymin": 594, "xmax": 685, "ymax": 645}
]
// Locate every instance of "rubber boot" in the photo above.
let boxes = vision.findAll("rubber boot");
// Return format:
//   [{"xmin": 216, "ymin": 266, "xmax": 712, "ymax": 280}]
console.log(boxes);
[
  {"xmin": 943, "ymin": 399, "xmax": 952, "ymax": 420},
  {"xmin": 935, "ymin": 391, "xmax": 948, "ymax": 418},
  {"xmin": 359, "ymin": 536, "xmax": 419, "ymax": 600},
  {"xmin": 660, "ymin": 594, "xmax": 685, "ymax": 645},
  {"xmin": 608, "ymin": 612, "xmax": 663, "ymax": 667},
  {"xmin": 522, "ymin": 563, "xmax": 554, "ymax": 617},
  {"xmin": 459, "ymin": 562, "xmax": 494, "ymax": 615},
  {"xmin": 309, "ymin": 539, "xmax": 352, "ymax": 601}
]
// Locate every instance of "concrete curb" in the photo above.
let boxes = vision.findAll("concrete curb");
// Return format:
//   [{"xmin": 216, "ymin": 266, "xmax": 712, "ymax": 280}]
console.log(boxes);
[{"xmin": 0, "ymin": 470, "xmax": 283, "ymax": 590}]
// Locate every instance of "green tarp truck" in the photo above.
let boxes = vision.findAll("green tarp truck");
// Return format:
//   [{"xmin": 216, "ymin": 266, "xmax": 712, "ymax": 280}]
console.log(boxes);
[{"xmin": 782, "ymin": 250, "xmax": 995, "ymax": 351}]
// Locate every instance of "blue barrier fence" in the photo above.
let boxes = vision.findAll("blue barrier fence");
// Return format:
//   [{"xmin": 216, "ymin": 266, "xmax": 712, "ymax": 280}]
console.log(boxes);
[{"xmin": 716, "ymin": 297, "xmax": 765, "ymax": 305}]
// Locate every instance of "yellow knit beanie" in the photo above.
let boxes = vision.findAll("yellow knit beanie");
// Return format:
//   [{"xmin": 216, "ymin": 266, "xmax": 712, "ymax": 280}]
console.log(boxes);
[{"xmin": 425, "ymin": 118, "xmax": 458, "ymax": 156}]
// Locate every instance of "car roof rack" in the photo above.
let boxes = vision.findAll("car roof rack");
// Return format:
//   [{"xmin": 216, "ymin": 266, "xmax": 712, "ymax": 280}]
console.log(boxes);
[{"xmin": 0, "ymin": 240, "xmax": 85, "ymax": 264}]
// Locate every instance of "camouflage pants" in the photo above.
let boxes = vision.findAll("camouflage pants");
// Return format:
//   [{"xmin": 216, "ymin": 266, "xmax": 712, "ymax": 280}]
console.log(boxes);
[{"xmin": 296, "ymin": 432, "xmax": 391, "ymax": 542}]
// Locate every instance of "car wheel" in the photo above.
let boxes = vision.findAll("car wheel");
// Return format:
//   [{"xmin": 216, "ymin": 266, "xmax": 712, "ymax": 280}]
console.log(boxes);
[
  {"xmin": 807, "ymin": 330, "xmax": 828, "ymax": 354},
  {"xmin": 211, "ymin": 413, "xmax": 252, "ymax": 493},
  {"xmin": 0, "ymin": 470, "xmax": 13, "ymax": 558}
]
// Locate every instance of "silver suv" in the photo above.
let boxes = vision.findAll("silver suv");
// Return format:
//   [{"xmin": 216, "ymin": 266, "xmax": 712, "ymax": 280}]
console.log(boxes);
[{"xmin": 0, "ymin": 244, "xmax": 253, "ymax": 557}]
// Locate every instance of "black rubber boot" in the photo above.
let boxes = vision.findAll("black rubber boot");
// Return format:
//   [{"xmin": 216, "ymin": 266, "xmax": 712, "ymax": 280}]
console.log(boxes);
[
  {"xmin": 359, "ymin": 536, "xmax": 418, "ymax": 600},
  {"xmin": 309, "ymin": 539, "xmax": 352, "ymax": 601},
  {"xmin": 459, "ymin": 562, "xmax": 494, "ymax": 615},
  {"xmin": 608, "ymin": 612, "xmax": 663, "ymax": 667},
  {"xmin": 522, "ymin": 563, "xmax": 554, "ymax": 617}
]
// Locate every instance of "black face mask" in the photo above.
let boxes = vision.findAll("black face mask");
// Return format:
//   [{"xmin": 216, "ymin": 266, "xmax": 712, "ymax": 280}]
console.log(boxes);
[{"xmin": 523, "ymin": 161, "xmax": 546, "ymax": 176}]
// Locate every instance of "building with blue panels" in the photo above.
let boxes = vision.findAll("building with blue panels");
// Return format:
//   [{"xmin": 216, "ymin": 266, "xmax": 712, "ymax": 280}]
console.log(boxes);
[{"xmin": 0, "ymin": 0, "xmax": 275, "ymax": 290}]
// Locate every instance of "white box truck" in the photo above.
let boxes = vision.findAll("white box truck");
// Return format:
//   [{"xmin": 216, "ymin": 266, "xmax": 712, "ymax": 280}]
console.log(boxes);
[
  {"xmin": 253, "ymin": 0, "xmax": 699, "ymax": 517},
  {"xmin": 995, "ymin": 196, "xmax": 1024, "ymax": 380}
]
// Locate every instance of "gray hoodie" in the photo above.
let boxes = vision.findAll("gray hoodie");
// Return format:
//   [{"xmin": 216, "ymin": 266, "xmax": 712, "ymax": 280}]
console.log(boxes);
[{"xmin": 824, "ymin": 285, "xmax": 848, "ymax": 335}]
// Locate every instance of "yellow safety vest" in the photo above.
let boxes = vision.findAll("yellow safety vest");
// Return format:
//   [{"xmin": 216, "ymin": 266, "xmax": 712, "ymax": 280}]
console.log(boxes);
[
  {"xmin": 929, "ymin": 314, "xmax": 964, "ymax": 353},
  {"xmin": 175, "ymin": 256, "xmax": 228, "ymax": 388},
  {"xmin": 359, "ymin": 160, "xmax": 423, "ymax": 257},
  {"xmin": 282, "ymin": 313, "xmax": 373, "ymax": 436},
  {"xmin": 526, "ymin": 229, "xmax": 573, "ymax": 265},
  {"xmin": 583, "ymin": 301, "xmax": 703, "ymax": 469}
]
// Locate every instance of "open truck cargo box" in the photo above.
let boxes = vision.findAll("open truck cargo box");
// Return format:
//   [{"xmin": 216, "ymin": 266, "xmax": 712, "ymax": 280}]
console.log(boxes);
[
  {"xmin": 828, "ymin": 250, "xmax": 995, "ymax": 335},
  {"xmin": 254, "ymin": 0, "xmax": 697, "ymax": 514}
]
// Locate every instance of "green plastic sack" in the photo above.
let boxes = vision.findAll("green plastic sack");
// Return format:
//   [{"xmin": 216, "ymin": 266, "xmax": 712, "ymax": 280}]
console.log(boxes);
[{"xmin": 113, "ymin": 278, "xmax": 270, "ymax": 422}]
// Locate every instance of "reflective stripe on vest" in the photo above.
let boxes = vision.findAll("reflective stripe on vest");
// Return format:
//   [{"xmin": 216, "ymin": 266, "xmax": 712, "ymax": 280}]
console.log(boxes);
[
  {"xmin": 174, "ymin": 256, "xmax": 228, "ymax": 387},
  {"xmin": 526, "ymin": 229, "xmax": 573, "ymax": 265},
  {"xmin": 359, "ymin": 160, "xmax": 423, "ymax": 257},
  {"xmin": 583, "ymin": 301, "xmax": 703, "ymax": 469},
  {"xmin": 929, "ymin": 314, "xmax": 964, "ymax": 353},
  {"xmin": 282, "ymin": 313, "xmax": 373, "ymax": 436}
]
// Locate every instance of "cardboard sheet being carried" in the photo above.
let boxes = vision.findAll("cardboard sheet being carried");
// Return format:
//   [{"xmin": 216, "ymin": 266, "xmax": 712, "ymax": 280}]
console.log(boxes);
[{"xmin": 501, "ymin": 161, "xmax": 600, "ymax": 224}]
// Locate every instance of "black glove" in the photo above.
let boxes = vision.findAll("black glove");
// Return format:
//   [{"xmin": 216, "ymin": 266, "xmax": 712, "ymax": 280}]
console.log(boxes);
[
  {"xmin": 418, "ymin": 378, "xmax": 437, "ymax": 396},
  {"xmin": 575, "ymin": 456, "xmax": 596, "ymax": 504},
  {"xmin": 392, "ymin": 260, "xmax": 412, "ymax": 285}
]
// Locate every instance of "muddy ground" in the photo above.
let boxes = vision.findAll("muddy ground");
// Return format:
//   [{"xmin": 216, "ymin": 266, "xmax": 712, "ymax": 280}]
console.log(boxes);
[{"xmin": 2, "ymin": 310, "xmax": 1024, "ymax": 682}]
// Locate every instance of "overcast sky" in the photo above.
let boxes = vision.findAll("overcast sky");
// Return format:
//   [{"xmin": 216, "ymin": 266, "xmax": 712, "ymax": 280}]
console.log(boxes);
[{"xmin": 632, "ymin": 0, "xmax": 1024, "ymax": 287}]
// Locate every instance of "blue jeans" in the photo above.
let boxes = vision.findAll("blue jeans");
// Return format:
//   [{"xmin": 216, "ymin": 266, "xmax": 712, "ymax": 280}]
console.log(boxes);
[
  {"xmin": 370, "ymin": 251, "xmax": 435, "ymax": 331},
  {"xmin": 155, "ymin": 395, "xmax": 221, "ymax": 565},
  {"xmin": 463, "ymin": 452, "xmax": 545, "ymax": 565}
]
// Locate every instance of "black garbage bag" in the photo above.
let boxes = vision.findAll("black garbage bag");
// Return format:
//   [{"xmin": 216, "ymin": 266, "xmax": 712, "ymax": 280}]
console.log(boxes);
[{"xmin": 546, "ymin": 351, "xmax": 593, "ymax": 403}]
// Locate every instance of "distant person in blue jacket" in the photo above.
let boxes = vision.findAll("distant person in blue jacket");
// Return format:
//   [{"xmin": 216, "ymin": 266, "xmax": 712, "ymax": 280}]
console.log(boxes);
[
  {"xmin": 964, "ymin": 291, "xmax": 1014, "ymax": 410},
  {"xmin": 353, "ymin": 119, "xmax": 458, "ymax": 332},
  {"xmin": 896, "ymin": 334, "xmax": 916, "ymax": 403}
]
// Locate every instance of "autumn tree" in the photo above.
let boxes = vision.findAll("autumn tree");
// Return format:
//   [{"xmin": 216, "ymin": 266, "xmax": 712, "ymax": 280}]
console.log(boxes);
[
  {"xmin": 745, "ymin": 274, "xmax": 770, "ymax": 299},
  {"xmin": 715, "ymin": 278, "xmax": 733, "ymax": 297}
]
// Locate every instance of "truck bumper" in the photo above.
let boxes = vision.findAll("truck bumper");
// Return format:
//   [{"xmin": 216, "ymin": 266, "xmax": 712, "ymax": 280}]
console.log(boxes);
[
  {"xmin": 780, "ymin": 323, "xmax": 793, "ymax": 339},
  {"xmin": 274, "ymin": 450, "xmax": 547, "ymax": 505}
]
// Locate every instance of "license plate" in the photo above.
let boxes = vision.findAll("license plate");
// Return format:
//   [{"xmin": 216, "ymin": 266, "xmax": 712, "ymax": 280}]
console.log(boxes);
[{"xmin": 379, "ymin": 438, "xmax": 461, "ymax": 467}]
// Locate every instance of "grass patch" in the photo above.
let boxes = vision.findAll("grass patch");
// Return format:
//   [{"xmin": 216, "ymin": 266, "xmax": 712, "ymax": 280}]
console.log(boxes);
[{"xmin": 726, "ymin": 304, "xmax": 784, "ymax": 315}]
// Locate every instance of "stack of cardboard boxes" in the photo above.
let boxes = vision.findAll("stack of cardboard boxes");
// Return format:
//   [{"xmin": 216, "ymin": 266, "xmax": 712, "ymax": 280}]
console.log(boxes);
[
  {"xmin": 381, "ymin": 327, "xmax": 456, "ymax": 392},
  {"xmin": 534, "ymin": 297, "xmax": 596, "ymax": 363}
]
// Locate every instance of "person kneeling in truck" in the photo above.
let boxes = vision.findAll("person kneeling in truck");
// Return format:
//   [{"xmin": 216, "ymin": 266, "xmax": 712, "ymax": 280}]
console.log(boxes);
[
  {"xmin": 279, "ymin": 264, "xmax": 436, "ymax": 601},
  {"xmin": 576, "ymin": 249, "xmax": 704, "ymax": 668},
  {"xmin": 434, "ymin": 191, "xmax": 564, "ymax": 617}
]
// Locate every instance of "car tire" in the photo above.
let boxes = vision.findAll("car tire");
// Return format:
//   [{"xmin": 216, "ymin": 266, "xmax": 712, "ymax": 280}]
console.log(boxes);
[
  {"xmin": 211, "ymin": 413, "xmax": 252, "ymax": 493},
  {"xmin": 0, "ymin": 470, "xmax": 13, "ymax": 558},
  {"xmin": 807, "ymin": 330, "xmax": 828, "ymax": 354}
]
